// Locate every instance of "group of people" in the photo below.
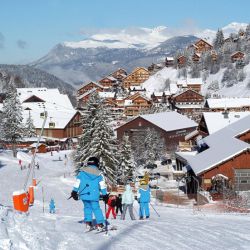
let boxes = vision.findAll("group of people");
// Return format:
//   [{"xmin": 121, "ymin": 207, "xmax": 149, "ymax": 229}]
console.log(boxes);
[{"xmin": 70, "ymin": 156, "xmax": 151, "ymax": 230}]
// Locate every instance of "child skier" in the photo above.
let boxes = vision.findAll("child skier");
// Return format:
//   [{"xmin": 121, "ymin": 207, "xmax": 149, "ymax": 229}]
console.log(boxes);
[
  {"xmin": 137, "ymin": 178, "xmax": 151, "ymax": 220},
  {"xmin": 49, "ymin": 198, "xmax": 56, "ymax": 213},
  {"xmin": 116, "ymin": 193, "xmax": 123, "ymax": 215},
  {"xmin": 106, "ymin": 192, "xmax": 117, "ymax": 219},
  {"xmin": 121, "ymin": 184, "xmax": 135, "ymax": 220},
  {"xmin": 71, "ymin": 157, "xmax": 109, "ymax": 230}
]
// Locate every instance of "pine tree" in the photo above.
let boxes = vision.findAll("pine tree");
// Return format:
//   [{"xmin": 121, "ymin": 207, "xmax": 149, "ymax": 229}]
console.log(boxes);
[
  {"xmin": 246, "ymin": 23, "xmax": 250, "ymax": 38},
  {"xmin": 88, "ymin": 106, "xmax": 119, "ymax": 184},
  {"xmin": 213, "ymin": 29, "xmax": 225, "ymax": 50},
  {"xmin": 74, "ymin": 92, "xmax": 119, "ymax": 184},
  {"xmin": 74, "ymin": 92, "xmax": 102, "ymax": 171},
  {"xmin": 2, "ymin": 83, "xmax": 24, "ymax": 157},
  {"xmin": 143, "ymin": 128, "xmax": 166, "ymax": 166},
  {"xmin": 117, "ymin": 135, "xmax": 135, "ymax": 184},
  {"xmin": 24, "ymin": 111, "xmax": 37, "ymax": 137}
]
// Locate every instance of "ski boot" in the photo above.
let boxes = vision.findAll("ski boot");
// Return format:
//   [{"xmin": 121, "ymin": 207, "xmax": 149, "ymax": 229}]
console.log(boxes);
[
  {"xmin": 96, "ymin": 223, "xmax": 105, "ymax": 232},
  {"xmin": 139, "ymin": 216, "xmax": 143, "ymax": 220}
]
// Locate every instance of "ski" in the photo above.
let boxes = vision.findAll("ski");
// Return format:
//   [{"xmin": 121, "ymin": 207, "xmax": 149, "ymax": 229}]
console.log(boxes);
[
  {"xmin": 95, "ymin": 225, "xmax": 117, "ymax": 234},
  {"xmin": 84, "ymin": 227, "xmax": 96, "ymax": 233}
]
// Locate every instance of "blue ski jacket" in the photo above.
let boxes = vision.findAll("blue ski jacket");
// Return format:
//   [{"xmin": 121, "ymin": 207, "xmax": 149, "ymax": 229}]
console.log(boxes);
[
  {"xmin": 137, "ymin": 185, "xmax": 151, "ymax": 203},
  {"xmin": 73, "ymin": 165, "xmax": 107, "ymax": 201}
]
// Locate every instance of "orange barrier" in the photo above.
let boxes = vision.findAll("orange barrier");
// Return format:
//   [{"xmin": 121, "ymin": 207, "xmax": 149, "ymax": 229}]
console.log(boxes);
[
  {"xmin": 32, "ymin": 178, "xmax": 37, "ymax": 186},
  {"xmin": 29, "ymin": 186, "xmax": 35, "ymax": 205},
  {"xmin": 13, "ymin": 190, "xmax": 29, "ymax": 212}
]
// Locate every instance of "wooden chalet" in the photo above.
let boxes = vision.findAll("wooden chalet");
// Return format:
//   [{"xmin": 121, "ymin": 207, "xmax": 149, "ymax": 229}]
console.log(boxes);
[
  {"xmin": 231, "ymin": 51, "xmax": 245, "ymax": 62},
  {"xmin": 193, "ymin": 39, "xmax": 213, "ymax": 53},
  {"xmin": 169, "ymin": 89, "xmax": 204, "ymax": 113},
  {"xmin": 176, "ymin": 79, "xmax": 202, "ymax": 93},
  {"xmin": 197, "ymin": 111, "xmax": 250, "ymax": 137},
  {"xmin": 151, "ymin": 92, "xmax": 169, "ymax": 104},
  {"xmin": 210, "ymin": 50, "xmax": 218, "ymax": 61},
  {"xmin": 204, "ymin": 98, "xmax": 250, "ymax": 112},
  {"xmin": 192, "ymin": 53, "xmax": 201, "ymax": 63},
  {"xmin": 122, "ymin": 67, "xmax": 150, "ymax": 89},
  {"xmin": 77, "ymin": 82, "xmax": 104, "ymax": 96},
  {"xmin": 110, "ymin": 68, "xmax": 127, "ymax": 81},
  {"xmin": 177, "ymin": 55, "xmax": 187, "ymax": 67},
  {"xmin": 124, "ymin": 93, "xmax": 152, "ymax": 116},
  {"xmin": 116, "ymin": 111, "xmax": 197, "ymax": 152},
  {"xmin": 176, "ymin": 115, "xmax": 250, "ymax": 193},
  {"xmin": 17, "ymin": 88, "xmax": 82, "ymax": 139},
  {"xmin": 99, "ymin": 76, "xmax": 117, "ymax": 89}
]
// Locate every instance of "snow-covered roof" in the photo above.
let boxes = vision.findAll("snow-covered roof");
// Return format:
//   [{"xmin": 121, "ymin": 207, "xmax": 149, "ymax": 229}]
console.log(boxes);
[
  {"xmin": 182, "ymin": 114, "xmax": 250, "ymax": 175},
  {"xmin": 99, "ymin": 92, "xmax": 116, "ymax": 98},
  {"xmin": 81, "ymin": 81, "xmax": 103, "ymax": 89},
  {"xmin": 17, "ymin": 88, "xmax": 78, "ymax": 130},
  {"xmin": 166, "ymin": 57, "xmax": 174, "ymax": 61},
  {"xmin": 205, "ymin": 98, "xmax": 250, "ymax": 109},
  {"xmin": 77, "ymin": 88, "xmax": 97, "ymax": 99},
  {"xmin": 140, "ymin": 111, "xmax": 197, "ymax": 132},
  {"xmin": 129, "ymin": 86, "xmax": 146, "ymax": 90},
  {"xmin": 177, "ymin": 78, "xmax": 202, "ymax": 86},
  {"xmin": 17, "ymin": 88, "xmax": 74, "ymax": 110},
  {"xmin": 202, "ymin": 111, "xmax": 250, "ymax": 134}
]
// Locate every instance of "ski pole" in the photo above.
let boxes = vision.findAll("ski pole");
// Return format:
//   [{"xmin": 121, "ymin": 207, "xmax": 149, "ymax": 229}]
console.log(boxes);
[
  {"xmin": 104, "ymin": 202, "xmax": 108, "ymax": 234},
  {"xmin": 67, "ymin": 184, "xmax": 89, "ymax": 200},
  {"xmin": 150, "ymin": 203, "xmax": 160, "ymax": 217}
]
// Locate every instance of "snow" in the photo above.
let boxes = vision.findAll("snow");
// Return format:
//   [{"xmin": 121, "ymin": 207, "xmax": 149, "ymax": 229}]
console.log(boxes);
[
  {"xmin": 63, "ymin": 22, "xmax": 248, "ymax": 50},
  {"xmin": 16, "ymin": 88, "xmax": 78, "ymax": 130},
  {"xmin": 202, "ymin": 111, "xmax": 250, "ymax": 134},
  {"xmin": 1, "ymin": 150, "xmax": 250, "ymax": 249},
  {"xmin": 140, "ymin": 111, "xmax": 197, "ymax": 132},
  {"xmin": 183, "ymin": 115, "xmax": 250, "ymax": 175},
  {"xmin": 205, "ymin": 98, "xmax": 250, "ymax": 109}
]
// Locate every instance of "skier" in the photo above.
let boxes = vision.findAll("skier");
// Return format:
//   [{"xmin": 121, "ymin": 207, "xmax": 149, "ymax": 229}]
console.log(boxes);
[
  {"xmin": 106, "ymin": 192, "xmax": 117, "ymax": 219},
  {"xmin": 136, "ymin": 178, "xmax": 151, "ymax": 220},
  {"xmin": 121, "ymin": 184, "xmax": 135, "ymax": 220},
  {"xmin": 115, "ymin": 193, "xmax": 123, "ymax": 216},
  {"xmin": 71, "ymin": 157, "xmax": 109, "ymax": 230},
  {"xmin": 49, "ymin": 198, "xmax": 56, "ymax": 213}
]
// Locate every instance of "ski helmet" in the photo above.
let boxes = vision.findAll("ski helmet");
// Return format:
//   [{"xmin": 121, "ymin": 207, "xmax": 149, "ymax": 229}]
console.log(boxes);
[{"xmin": 87, "ymin": 157, "xmax": 99, "ymax": 168}]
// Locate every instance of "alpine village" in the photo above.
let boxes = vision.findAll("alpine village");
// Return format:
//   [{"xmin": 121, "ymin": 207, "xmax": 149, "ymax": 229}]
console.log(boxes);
[{"xmin": 1, "ymin": 17, "xmax": 250, "ymax": 249}]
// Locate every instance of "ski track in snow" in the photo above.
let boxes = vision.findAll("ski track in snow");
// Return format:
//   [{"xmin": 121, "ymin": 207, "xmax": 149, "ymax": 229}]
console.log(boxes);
[{"xmin": 1, "ymin": 150, "xmax": 250, "ymax": 250}]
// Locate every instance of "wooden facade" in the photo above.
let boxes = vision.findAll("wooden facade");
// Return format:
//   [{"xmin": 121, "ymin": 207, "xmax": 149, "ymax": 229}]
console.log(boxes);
[
  {"xmin": 124, "ymin": 94, "xmax": 152, "ymax": 116},
  {"xmin": 99, "ymin": 76, "xmax": 117, "ymax": 89},
  {"xmin": 110, "ymin": 68, "xmax": 127, "ymax": 81},
  {"xmin": 231, "ymin": 51, "xmax": 245, "ymax": 62},
  {"xmin": 77, "ymin": 82, "xmax": 104, "ymax": 96},
  {"xmin": 169, "ymin": 89, "xmax": 204, "ymax": 113},
  {"xmin": 200, "ymin": 150, "xmax": 250, "ymax": 191},
  {"xmin": 36, "ymin": 112, "xmax": 82, "ymax": 139},
  {"xmin": 177, "ymin": 56, "xmax": 187, "ymax": 67},
  {"xmin": 116, "ymin": 116, "xmax": 197, "ymax": 152},
  {"xmin": 194, "ymin": 39, "xmax": 213, "ymax": 53},
  {"xmin": 122, "ymin": 67, "xmax": 150, "ymax": 89},
  {"xmin": 192, "ymin": 53, "xmax": 201, "ymax": 63}
]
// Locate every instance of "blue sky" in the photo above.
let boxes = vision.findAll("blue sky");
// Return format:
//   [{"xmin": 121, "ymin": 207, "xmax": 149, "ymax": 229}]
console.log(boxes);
[{"xmin": 0, "ymin": 0, "xmax": 249, "ymax": 64}]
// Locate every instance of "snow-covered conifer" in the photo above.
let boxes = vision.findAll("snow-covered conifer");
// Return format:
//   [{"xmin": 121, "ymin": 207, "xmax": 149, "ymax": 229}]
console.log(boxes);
[
  {"xmin": 1, "ymin": 83, "xmax": 24, "ymax": 156},
  {"xmin": 213, "ymin": 29, "xmax": 224, "ymax": 49},
  {"xmin": 117, "ymin": 135, "xmax": 135, "ymax": 184},
  {"xmin": 24, "ymin": 111, "xmax": 37, "ymax": 137}
]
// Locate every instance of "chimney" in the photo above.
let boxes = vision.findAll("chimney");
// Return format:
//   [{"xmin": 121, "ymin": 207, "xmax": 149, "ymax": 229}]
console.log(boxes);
[{"xmin": 222, "ymin": 109, "xmax": 229, "ymax": 119}]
